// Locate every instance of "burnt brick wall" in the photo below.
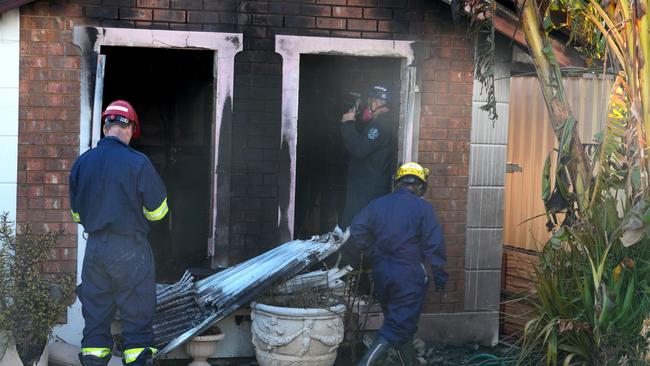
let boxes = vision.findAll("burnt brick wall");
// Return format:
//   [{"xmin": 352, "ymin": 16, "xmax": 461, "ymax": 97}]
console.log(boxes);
[
  {"xmin": 229, "ymin": 49, "xmax": 283, "ymax": 262},
  {"xmin": 18, "ymin": 0, "xmax": 473, "ymax": 312}
]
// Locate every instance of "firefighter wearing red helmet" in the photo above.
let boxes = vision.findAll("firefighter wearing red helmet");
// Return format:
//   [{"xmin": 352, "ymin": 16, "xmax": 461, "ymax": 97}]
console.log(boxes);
[
  {"xmin": 101, "ymin": 100, "xmax": 141, "ymax": 139},
  {"xmin": 70, "ymin": 100, "xmax": 168, "ymax": 366}
]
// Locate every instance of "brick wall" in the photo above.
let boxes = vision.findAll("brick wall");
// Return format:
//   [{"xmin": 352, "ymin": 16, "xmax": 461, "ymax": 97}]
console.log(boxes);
[
  {"xmin": 229, "ymin": 48, "xmax": 283, "ymax": 263},
  {"xmin": 419, "ymin": 28, "xmax": 473, "ymax": 313},
  {"xmin": 18, "ymin": 1, "xmax": 82, "ymax": 274},
  {"xmin": 18, "ymin": 0, "xmax": 473, "ymax": 313}
]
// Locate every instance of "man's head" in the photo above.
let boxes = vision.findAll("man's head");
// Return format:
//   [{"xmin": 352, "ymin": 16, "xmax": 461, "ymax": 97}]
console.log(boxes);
[
  {"xmin": 367, "ymin": 84, "xmax": 390, "ymax": 110},
  {"xmin": 394, "ymin": 162, "xmax": 429, "ymax": 196},
  {"xmin": 101, "ymin": 100, "xmax": 140, "ymax": 144}
]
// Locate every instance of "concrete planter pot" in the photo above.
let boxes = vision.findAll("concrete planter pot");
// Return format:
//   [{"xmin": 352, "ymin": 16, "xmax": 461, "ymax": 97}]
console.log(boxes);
[
  {"xmin": 185, "ymin": 330, "xmax": 225, "ymax": 366},
  {"xmin": 0, "ymin": 338, "xmax": 48, "ymax": 366},
  {"xmin": 251, "ymin": 302, "xmax": 346, "ymax": 366}
]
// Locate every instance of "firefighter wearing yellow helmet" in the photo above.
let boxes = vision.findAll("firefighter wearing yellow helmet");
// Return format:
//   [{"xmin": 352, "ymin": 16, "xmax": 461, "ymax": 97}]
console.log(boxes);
[
  {"xmin": 349, "ymin": 162, "xmax": 447, "ymax": 366},
  {"xmin": 394, "ymin": 162, "xmax": 429, "ymax": 194}
]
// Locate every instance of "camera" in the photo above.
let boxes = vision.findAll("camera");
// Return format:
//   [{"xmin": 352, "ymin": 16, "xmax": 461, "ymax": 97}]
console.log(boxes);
[{"xmin": 343, "ymin": 91, "xmax": 362, "ymax": 113}]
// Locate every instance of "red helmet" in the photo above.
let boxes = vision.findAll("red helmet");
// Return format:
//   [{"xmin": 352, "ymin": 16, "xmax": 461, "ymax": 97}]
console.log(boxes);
[{"xmin": 101, "ymin": 100, "xmax": 141, "ymax": 139}]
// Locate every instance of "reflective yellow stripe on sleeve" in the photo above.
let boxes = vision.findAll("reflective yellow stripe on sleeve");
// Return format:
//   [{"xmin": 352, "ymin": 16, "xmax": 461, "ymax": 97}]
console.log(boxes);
[
  {"xmin": 81, "ymin": 347, "xmax": 111, "ymax": 358},
  {"xmin": 143, "ymin": 197, "xmax": 168, "ymax": 221},
  {"xmin": 71, "ymin": 210, "xmax": 80, "ymax": 223}
]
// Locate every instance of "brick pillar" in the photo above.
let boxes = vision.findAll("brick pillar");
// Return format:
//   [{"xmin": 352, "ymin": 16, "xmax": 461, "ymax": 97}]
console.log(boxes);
[{"xmin": 18, "ymin": 1, "xmax": 83, "ymax": 274}]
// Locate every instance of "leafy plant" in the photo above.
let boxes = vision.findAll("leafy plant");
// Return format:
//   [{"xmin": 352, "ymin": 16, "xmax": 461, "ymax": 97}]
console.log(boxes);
[
  {"xmin": 543, "ymin": 0, "xmax": 650, "ymax": 190},
  {"xmin": 459, "ymin": 0, "xmax": 650, "ymax": 362},
  {"xmin": 516, "ymin": 74, "xmax": 650, "ymax": 364},
  {"xmin": 462, "ymin": 0, "xmax": 499, "ymax": 122},
  {"xmin": 519, "ymin": 196, "xmax": 650, "ymax": 365},
  {"xmin": 0, "ymin": 212, "xmax": 75, "ymax": 365},
  {"xmin": 0, "ymin": 329, "xmax": 8, "ymax": 362},
  {"xmin": 641, "ymin": 316, "xmax": 650, "ymax": 362}
]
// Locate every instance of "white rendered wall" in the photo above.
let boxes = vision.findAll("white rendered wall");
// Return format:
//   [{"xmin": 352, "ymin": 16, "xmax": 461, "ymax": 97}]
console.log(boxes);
[{"xmin": 0, "ymin": 9, "xmax": 19, "ymax": 224}]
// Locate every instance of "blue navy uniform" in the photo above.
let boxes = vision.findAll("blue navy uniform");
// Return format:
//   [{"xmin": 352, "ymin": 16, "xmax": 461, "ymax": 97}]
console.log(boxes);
[
  {"xmin": 350, "ymin": 188, "xmax": 446, "ymax": 345},
  {"xmin": 340, "ymin": 111, "xmax": 394, "ymax": 227},
  {"xmin": 70, "ymin": 136, "xmax": 168, "ymax": 364}
]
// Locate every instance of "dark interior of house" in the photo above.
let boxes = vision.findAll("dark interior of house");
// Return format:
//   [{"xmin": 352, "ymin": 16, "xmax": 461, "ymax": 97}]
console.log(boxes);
[
  {"xmin": 294, "ymin": 55, "xmax": 402, "ymax": 238},
  {"xmin": 101, "ymin": 46, "xmax": 214, "ymax": 283}
]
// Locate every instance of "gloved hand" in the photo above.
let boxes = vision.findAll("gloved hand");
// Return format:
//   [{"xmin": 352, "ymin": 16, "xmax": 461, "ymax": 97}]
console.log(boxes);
[
  {"xmin": 341, "ymin": 227, "xmax": 351, "ymax": 244},
  {"xmin": 341, "ymin": 110, "xmax": 356, "ymax": 123},
  {"xmin": 432, "ymin": 268, "xmax": 448, "ymax": 291}
]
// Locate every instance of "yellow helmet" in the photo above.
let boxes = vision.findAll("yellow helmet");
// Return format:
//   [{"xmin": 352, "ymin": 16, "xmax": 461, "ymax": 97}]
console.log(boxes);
[{"xmin": 395, "ymin": 162, "xmax": 429, "ymax": 184}]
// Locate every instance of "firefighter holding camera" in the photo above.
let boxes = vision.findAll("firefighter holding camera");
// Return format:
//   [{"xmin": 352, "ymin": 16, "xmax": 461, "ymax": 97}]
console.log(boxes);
[
  {"xmin": 338, "ymin": 85, "xmax": 395, "ymax": 273},
  {"xmin": 340, "ymin": 84, "xmax": 395, "ymax": 228}
]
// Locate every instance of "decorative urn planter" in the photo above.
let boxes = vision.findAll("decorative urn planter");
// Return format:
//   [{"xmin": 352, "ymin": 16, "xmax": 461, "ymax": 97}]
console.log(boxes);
[
  {"xmin": 251, "ymin": 302, "xmax": 346, "ymax": 366},
  {"xmin": 34, "ymin": 345, "xmax": 48, "ymax": 366},
  {"xmin": 184, "ymin": 328, "xmax": 224, "ymax": 366},
  {"xmin": 0, "ymin": 337, "xmax": 48, "ymax": 366}
]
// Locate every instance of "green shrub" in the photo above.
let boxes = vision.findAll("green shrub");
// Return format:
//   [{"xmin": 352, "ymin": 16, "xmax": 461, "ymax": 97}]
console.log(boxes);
[
  {"xmin": 518, "ymin": 198, "xmax": 650, "ymax": 365},
  {"xmin": 0, "ymin": 212, "xmax": 75, "ymax": 365}
]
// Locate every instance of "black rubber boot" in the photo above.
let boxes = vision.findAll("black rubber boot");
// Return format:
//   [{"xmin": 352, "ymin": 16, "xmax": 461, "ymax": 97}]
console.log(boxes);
[
  {"xmin": 357, "ymin": 336, "xmax": 391, "ymax": 366},
  {"xmin": 395, "ymin": 339, "xmax": 418, "ymax": 366},
  {"xmin": 78, "ymin": 354, "xmax": 111, "ymax": 366}
]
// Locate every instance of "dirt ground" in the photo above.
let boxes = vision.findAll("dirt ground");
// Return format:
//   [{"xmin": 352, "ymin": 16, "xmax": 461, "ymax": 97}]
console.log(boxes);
[
  {"xmin": 158, "ymin": 339, "xmax": 515, "ymax": 366},
  {"xmin": 333, "ymin": 340, "xmax": 515, "ymax": 366}
]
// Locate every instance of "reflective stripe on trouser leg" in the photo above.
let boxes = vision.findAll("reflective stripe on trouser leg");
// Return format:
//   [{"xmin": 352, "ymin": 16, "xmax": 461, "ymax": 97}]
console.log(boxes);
[
  {"xmin": 123, "ymin": 347, "xmax": 157, "ymax": 364},
  {"xmin": 81, "ymin": 347, "xmax": 111, "ymax": 358}
]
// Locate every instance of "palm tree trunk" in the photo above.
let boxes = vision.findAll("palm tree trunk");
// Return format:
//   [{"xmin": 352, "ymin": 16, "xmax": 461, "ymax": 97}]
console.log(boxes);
[
  {"xmin": 638, "ymin": 9, "xmax": 650, "ymax": 181},
  {"xmin": 516, "ymin": 0, "xmax": 592, "ymax": 212}
]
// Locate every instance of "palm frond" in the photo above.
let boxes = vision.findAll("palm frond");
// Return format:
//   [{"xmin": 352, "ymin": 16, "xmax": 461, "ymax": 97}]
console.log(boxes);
[{"xmin": 590, "ymin": 73, "xmax": 630, "ymax": 207}]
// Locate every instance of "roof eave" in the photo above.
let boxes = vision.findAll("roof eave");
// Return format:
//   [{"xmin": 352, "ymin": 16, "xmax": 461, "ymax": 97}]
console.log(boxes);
[
  {"xmin": 439, "ymin": 0, "xmax": 586, "ymax": 68},
  {"xmin": 0, "ymin": 0, "xmax": 36, "ymax": 14}
]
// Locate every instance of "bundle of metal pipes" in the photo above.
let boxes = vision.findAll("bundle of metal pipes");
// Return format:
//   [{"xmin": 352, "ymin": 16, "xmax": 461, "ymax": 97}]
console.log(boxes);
[
  {"xmin": 271, "ymin": 265, "xmax": 352, "ymax": 295},
  {"xmin": 153, "ymin": 271, "xmax": 208, "ymax": 348},
  {"xmin": 154, "ymin": 228, "xmax": 348, "ymax": 358}
]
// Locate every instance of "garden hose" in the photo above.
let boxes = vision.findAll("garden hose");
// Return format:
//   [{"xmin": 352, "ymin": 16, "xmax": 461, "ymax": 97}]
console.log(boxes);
[{"xmin": 466, "ymin": 353, "xmax": 517, "ymax": 366}]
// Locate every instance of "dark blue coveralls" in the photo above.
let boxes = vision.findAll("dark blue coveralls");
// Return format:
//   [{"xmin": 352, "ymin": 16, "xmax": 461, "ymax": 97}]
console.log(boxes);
[
  {"xmin": 339, "ymin": 112, "xmax": 394, "ymax": 278},
  {"xmin": 350, "ymin": 188, "xmax": 447, "ymax": 345},
  {"xmin": 340, "ymin": 111, "xmax": 394, "ymax": 228},
  {"xmin": 69, "ymin": 136, "xmax": 168, "ymax": 364}
]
